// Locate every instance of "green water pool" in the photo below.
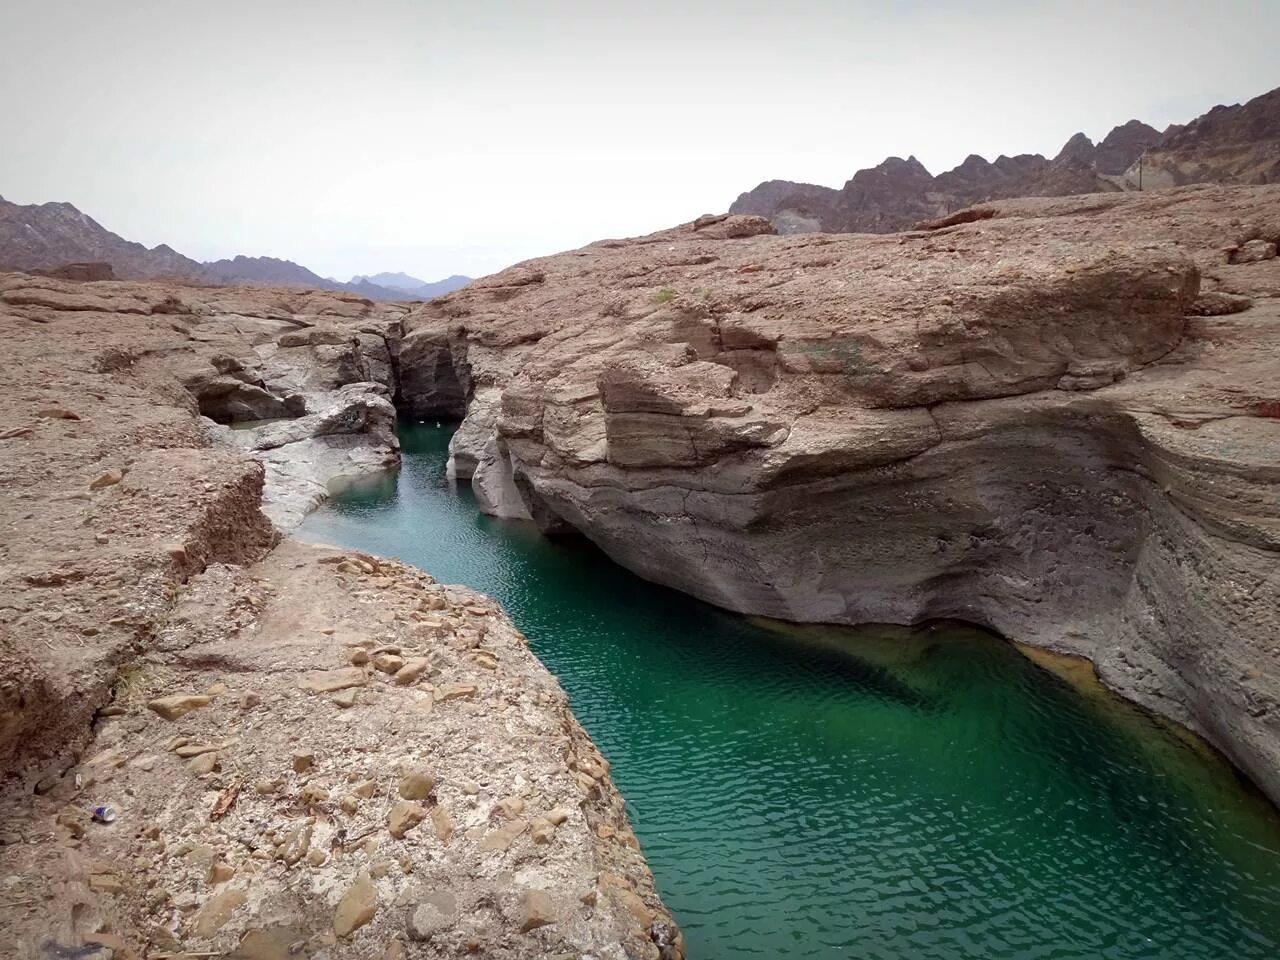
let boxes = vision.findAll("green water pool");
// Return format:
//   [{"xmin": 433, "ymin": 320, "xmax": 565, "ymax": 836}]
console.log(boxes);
[{"xmin": 299, "ymin": 421, "xmax": 1280, "ymax": 960}]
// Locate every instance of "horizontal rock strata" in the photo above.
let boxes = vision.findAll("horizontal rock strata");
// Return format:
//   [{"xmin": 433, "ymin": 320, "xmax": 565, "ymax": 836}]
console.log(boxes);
[
  {"xmin": 0, "ymin": 273, "xmax": 405, "ymax": 533},
  {"xmin": 0, "ymin": 277, "xmax": 679, "ymax": 958},
  {"xmin": 395, "ymin": 188, "xmax": 1280, "ymax": 804}
]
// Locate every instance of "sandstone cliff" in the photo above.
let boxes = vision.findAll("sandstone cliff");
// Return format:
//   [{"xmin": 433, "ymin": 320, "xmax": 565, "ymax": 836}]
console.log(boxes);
[
  {"xmin": 393, "ymin": 187, "xmax": 1280, "ymax": 808},
  {"xmin": 0, "ymin": 276, "xmax": 679, "ymax": 959}
]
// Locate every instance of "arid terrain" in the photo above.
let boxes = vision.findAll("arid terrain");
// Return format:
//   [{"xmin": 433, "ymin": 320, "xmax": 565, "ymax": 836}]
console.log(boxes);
[
  {"xmin": 0, "ymin": 278, "xmax": 679, "ymax": 959},
  {"xmin": 400, "ymin": 185, "xmax": 1280, "ymax": 805},
  {"xmin": 0, "ymin": 177, "xmax": 1278, "ymax": 959},
  {"xmin": 731, "ymin": 85, "xmax": 1280, "ymax": 233}
]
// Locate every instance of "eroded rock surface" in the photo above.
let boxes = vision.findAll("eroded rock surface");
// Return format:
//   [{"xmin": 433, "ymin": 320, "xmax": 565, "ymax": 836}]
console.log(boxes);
[
  {"xmin": 397, "ymin": 187, "xmax": 1280, "ymax": 803},
  {"xmin": 0, "ymin": 276, "xmax": 678, "ymax": 957},
  {"xmin": 0, "ymin": 273, "xmax": 403, "ymax": 532},
  {"xmin": 0, "ymin": 543, "xmax": 675, "ymax": 959}
]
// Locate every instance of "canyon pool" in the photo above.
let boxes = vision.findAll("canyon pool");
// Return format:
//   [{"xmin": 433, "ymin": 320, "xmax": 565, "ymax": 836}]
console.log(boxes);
[{"xmin": 299, "ymin": 421, "xmax": 1280, "ymax": 960}]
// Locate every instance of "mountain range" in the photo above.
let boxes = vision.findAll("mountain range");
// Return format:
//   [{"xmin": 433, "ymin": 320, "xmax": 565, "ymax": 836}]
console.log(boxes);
[
  {"xmin": 0, "ymin": 196, "xmax": 470, "ymax": 301},
  {"xmin": 350, "ymin": 271, "xmax": 474, "ymax": 299},
  {"xmin": 730, "ymin": 85, "xmax": 1280, "ymax": 233}
]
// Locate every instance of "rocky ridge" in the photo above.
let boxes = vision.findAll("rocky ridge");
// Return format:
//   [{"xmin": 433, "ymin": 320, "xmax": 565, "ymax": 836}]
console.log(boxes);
[
  {"xmin": 1133, "ymin": 86, "xmax": 1280, "ymax": 189},
  {"xmin": 0, "ymin": 195, "xmax": 471, "ymax": 302},
  {"xmin": 731, "ymin": 85, "xmax": 1276, "ymax": 233},
  {"xmin": 0, "ymin": 275, "xmax": 679, "ymax": 958},
  {"xmin": 394, "ymin": 188, "xmax": 1280, "ymax": 805}
]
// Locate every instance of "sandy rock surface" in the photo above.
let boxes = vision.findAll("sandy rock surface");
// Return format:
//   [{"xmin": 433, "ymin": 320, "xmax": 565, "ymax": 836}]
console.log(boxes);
[
  {"xmin": 0, "ymin": 277, "xmax": 680, "ymax": 957},
  {"xmin": 0, "ymin": 274, "xmax": 404, "ymax": 534},
  {"xmin": 0, "ymin": 542, "xmax": 675, "ymax": 959},
  {"xmin": 396, "ymin": 186, "xmax": 1280, "ymax": 804}
]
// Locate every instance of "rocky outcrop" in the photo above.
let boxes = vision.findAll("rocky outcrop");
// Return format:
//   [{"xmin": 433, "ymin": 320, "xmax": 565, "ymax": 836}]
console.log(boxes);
[
  {"xmin": 27, "ymin": 261, "xmax": 118, "ymax": 281},
  {"xmin": 731, "ymin": 85, "xmax": 1279, "ymax": 233},
  {"xmin": 0, "ymin": 275, "xmax": 679, "ymax": 956},
  {"xmin": 209, "ymin": 383, "xmax": 400, "ymax": 529},
  {"xmin": 396, "ymin": 188, "xmax": 1280, "ymax": 805},
  {"xmin": 0, "ymin": 273, "xmax": 407, "ymax": 529}
]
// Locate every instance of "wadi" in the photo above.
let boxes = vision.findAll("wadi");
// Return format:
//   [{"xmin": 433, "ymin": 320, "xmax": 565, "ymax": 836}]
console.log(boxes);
[{"xmin": 1, "ymin": 9, "xmax": 1279, "ymax": 960}]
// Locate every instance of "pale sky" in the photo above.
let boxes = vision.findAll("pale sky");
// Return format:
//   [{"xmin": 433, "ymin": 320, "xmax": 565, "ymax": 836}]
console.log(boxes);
[{"xmin": 1, "ymin": 0, "xmax": 1275, "ymax": 281}]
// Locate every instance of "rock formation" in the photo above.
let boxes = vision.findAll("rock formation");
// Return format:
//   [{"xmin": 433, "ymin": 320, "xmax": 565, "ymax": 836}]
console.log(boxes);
[
  {"xmin": 2, "ymin": 177, "xmax": 1277, "ymax": 956},
  {"xmin": 392, "ymin": 188, "xmax": 1280, "ymax": 808},
  {"xmin": 0, "ymin": 273, "xmax": 679, "ymax": 958},
  {"xmin": 730, "ymin": 85, "xmax": 1277, "ymax": 233}
]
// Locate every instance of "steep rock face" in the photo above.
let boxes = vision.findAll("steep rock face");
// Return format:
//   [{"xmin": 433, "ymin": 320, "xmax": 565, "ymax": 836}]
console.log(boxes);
[
  {"xmin": 397, "ymin": 188, "xmax": 1280, "ymax": 803},
  {"xmin": 0, "ymin": 276, "xmax": 679, "ymax": 957}
]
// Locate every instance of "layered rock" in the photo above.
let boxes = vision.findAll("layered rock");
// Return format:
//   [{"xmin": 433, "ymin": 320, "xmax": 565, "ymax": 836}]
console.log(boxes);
[
  {"xmin": 397, "ymin": 187, "xmax": 1280, "ymax": 804},
  {"xmin": 209, "ymin": 383, "xmax": 400, "ymax": 529},
  {"xmin": 0, "ymin": 275, "xmax": 679, "ymax": 956}
]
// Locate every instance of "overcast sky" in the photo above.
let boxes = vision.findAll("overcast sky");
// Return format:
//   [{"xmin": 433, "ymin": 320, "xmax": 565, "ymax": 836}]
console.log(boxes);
[{"xmin": 2, "ymin": 0, "xmax": 1275, "ymax": 281}]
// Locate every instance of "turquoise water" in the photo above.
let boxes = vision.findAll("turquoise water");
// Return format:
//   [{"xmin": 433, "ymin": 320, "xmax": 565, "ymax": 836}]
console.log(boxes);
[{"xmin": 300, "ymin": 422, "xmax": 1280, "ymax": 960}]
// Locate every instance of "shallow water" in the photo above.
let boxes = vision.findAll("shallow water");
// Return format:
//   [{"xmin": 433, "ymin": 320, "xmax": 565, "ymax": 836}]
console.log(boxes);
[{"xmin": 300, "ymin": 421, "xmax": 1280, "ymax": 960}]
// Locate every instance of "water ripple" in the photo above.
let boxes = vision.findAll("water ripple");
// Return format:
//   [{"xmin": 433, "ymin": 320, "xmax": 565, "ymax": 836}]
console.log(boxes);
[{"xmin": 299, "ymin": 423, "xmax": 1280, "ymax": 960}]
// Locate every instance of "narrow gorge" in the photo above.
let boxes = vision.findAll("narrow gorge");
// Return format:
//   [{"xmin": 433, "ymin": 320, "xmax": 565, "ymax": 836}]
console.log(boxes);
[
  {"xmin": 0, "ymin": 181, "xmax": 1277, "ymax": 959},
  {"xmin": 398, "ymin": 185, "xmax": 1280, "ymax": 807}
]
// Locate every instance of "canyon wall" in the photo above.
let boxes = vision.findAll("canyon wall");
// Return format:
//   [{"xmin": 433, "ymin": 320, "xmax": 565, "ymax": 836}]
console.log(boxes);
[{"xmin": 395, "ymin": 187, "xmax": 1280, "ymax": 804}]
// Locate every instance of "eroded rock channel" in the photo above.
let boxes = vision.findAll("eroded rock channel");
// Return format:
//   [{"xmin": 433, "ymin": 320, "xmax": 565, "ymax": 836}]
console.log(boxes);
[
  {"xmin": 302, "ymin": 420, "xmax": 1280, "ymax": 960},
  {"xmin": 401, "ymin": 186, "xmax": 1280, "ymax": 809},
  {"xmin": 0, "ymin": 181, "xmax": 1276, "ymax": 958},
  {"xmin": 0, "ymin": 278, "xmax": 678, "ymax": 957}
]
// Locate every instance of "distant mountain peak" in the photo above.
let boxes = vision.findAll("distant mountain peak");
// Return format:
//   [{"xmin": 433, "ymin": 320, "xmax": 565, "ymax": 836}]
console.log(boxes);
[
  {"xmin": 0, "ymin": 195, "xmax": 471, "ymax": 301},
  {"xmin": 348, "ymin": 272, "xmax": 471, "ymax": 299},
  {"xmin": 1054, "ymin": 132, "xmax": 1096, "ymax": 164},
  {"xmin": 729, "ymin": 83, "xmax": 1280, "ymax": 233}
]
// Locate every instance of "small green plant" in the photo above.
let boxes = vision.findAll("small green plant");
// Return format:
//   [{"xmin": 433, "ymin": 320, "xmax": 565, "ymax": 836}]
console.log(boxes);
[{"xmin": 653, "ymin": 287, "xmax": 676, "ymax": 304}]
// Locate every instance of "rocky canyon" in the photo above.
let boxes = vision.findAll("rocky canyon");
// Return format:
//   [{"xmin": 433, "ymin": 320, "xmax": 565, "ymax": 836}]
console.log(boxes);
[
  {"xmin": 0, "ymin": 276, "xmax": 680, "ymax": 958},
  {"xmin": 0, "ymin": 148, "xmax": 1278, "ymax": 960},
  {"xmin": 400, "ymin": 185, "xmax": 1280, "ymax": 809}
]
